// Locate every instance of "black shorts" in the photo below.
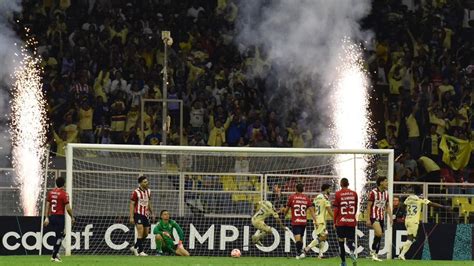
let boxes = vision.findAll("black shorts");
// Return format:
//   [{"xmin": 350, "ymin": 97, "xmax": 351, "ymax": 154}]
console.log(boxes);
[
  {"xmin": 134, "ymin": 213, "xmax": 150, "ymax": 227},
  {"xmin": 49, "ymin": 215, "xmax": 65, "ymax": 235},
  {"xmin": 370, "ymin": 218, "xmax": 385, "ymax": 230},
  {"xmin": 336, "ymin": 226, "xmax": 355, "ymax": 240},
  {"xmin": 291, "ymin": 225, "xmax": 306, "ymax": 236}
]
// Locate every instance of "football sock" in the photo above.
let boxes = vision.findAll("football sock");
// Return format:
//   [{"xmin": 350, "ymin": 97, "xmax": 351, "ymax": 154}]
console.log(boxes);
[
  {"xmin": 338, "ymin": 240, "xmax": 346, "ymax": 262},
  {"xmin": 52, "ymin": 234, "xmax": 63, "ymax": 259},
  {"xmin": 136, "ymin": 238, "xmax": 144, "ymax": 253},
  {"xmin": 372, "ymin": 236, "xmax": 381, "ymax": 253},
  {"xmin": 347, "ymin": 239, "xmax": 355, "ymax": 253},
  {"xmin": 156, "ymin": 239, "xmax": 163, "ymax": 252},
  {"xmin": 296, "ymin": 241, "xmax": 303, "ymax": 254},
  {"xmin": 400, "ymin": 240, "xmax": 413, "ymax": 257},
  {"xmin": 318, "ymin": 240, "xmax": 326, "ymax": 256},
  {"xmin": 307, "ymin": 238, "xmax": 319, "ymax": 249}
]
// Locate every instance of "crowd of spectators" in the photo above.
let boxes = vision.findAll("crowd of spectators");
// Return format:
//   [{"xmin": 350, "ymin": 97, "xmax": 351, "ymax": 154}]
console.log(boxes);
[
  {"xmin": 17, "ymin": 0, "xmax": 473, "ymax": 190},
  {"xmin": 368, "ymin": 0, "xmax": 473, "ymax": 192},
  {"xmin": 20, "ymin": 0, "xmax": 314, "ymax": 156}
]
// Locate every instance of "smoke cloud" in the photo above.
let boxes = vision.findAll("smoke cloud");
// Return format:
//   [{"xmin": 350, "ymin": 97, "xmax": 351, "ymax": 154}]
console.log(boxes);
[
  {"xmin": 236, "ymin": 0, "xmax": 373, "ymax": 147},
  {"xmin": 0, "ymin": 1, "xmax": 22, "ymax": 162}
]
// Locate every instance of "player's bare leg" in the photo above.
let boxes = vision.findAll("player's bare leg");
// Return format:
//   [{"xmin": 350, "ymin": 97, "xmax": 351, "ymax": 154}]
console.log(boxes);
[
  {"xmin": 370, "ymin": 222, "xmax": 383, "ymax": 261},
  {"xmin": 399, "ymin": 234, "xmax": 415, "ymax": 260},
  {"xmin": 175, "ymin": 246, "xmax": 190, "ymax": 256}
]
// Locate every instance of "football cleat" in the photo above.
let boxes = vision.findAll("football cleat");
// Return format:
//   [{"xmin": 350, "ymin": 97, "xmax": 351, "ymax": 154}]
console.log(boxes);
[
  {"xmin": 296, "ymin": 252, "xmax": 306, "ymax": 259},
  {"xmin": 130, "ymin": 246, "xmax": 139, "ymax": 256},
  {"xmin": 251, "ymin": 235, "xmax": 263, "ymax": 246},
  {"xmin": 348, "ymin": 252, "xmax": 357, "ymax": 266},
  {"xmin": 371, "ymin": 254, "xmax": 382, "ymax": 261},
  {"xmin": 51, "ymin": 257, "xmax": 62, "ymax": 263}
]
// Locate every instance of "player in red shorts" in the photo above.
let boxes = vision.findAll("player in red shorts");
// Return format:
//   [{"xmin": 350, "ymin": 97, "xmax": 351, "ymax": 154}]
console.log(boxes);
[
  {"xmin": 43, "ymin": 177, "xmax": 75, "ymax": 262},
  {"xmin": 281, "ymin": 183, "xmax": 316, "ymax": 259},
  {"xmin": 333, "ymin": 178, "xmax": 358, "ymax": 266},
  {"xmin": 365, "ymin": 176, "xmax": 392, "ymax": 261}
]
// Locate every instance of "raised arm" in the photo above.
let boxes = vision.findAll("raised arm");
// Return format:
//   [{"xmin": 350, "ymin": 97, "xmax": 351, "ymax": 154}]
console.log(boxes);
[
  {"xmin": 406, "ymin": 28, "xmax": 416, "ymax": 45},
  {"xmin": 428, "ymin": 201, "xmax": 450, "ymax": 209}
]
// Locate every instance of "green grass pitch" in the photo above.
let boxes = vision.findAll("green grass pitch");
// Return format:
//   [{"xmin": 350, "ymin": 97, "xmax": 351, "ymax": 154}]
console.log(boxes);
[{"xmin": 1, "ymin": 256, "xmax": 473, "ymax": 266}]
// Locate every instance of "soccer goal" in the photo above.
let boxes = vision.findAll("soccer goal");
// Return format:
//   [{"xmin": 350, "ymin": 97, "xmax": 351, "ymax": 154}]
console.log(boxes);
[{"xmin": 64, "ymin": 144, "xmax": 393, "ymax": 258}]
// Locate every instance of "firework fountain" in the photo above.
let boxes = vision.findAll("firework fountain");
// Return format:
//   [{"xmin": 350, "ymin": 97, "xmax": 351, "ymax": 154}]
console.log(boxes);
[
  {"xmin": 236, "ymin": 0, "xmax": 374, "ymax": 193},
  {"xmin": 331, "ymin": 38, "xmax": 373, "ymax": 194},
  {"xmin": 10, "ymin": 31, "xmax": 48, "ymax": 216}
]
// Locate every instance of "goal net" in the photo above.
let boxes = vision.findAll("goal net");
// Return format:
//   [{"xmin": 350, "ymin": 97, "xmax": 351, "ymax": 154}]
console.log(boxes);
[{"xmin": 64, "ymin": 144, "xmax": 393, "ymax": 259}]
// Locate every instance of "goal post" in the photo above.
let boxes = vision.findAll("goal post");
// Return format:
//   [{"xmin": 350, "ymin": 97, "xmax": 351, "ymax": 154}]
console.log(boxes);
[{"xmin": 65, "ymin": 143, "xmax": 393, "ymax": 258}]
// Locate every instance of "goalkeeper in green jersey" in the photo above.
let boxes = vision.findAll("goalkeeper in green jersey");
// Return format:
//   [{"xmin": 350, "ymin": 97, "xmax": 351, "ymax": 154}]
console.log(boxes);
[{"xmin": 153, "ymin": 210, "xmax": 190, "ymax": 256}]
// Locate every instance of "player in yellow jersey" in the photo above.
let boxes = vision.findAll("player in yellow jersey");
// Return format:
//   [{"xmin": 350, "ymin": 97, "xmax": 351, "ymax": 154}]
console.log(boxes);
[
  {"xmin": 300, "ymin": 184, "xmax": 334, "ymax": 259},
  {"xmin": 251, "ymin": 200, "xmax": 287, "ymax": 246},
  {"xmin": 398, "ymin": 188, "xmax": 449, "ymax": 260}
]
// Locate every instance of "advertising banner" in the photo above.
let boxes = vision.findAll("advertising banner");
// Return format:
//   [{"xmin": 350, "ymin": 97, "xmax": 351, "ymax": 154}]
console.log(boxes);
[{"xmin": 0, "ymin": 216, "xmax": 472, "ymax": 260}]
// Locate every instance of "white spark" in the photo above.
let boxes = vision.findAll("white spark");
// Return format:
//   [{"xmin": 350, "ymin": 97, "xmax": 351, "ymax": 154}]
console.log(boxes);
[
  {"xmin": 10, "ymin": 40, "xmax": 47, "ymax": 216},
  {"xmin": 331, "ymin": 37, "xmax": 372, "ymax": 197}
]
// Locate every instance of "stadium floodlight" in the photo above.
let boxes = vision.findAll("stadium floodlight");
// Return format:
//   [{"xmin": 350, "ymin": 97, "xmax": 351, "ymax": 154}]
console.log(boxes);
[{"xmin": 160, "ymin": 30, "xmax": 173, "ymax": 145}]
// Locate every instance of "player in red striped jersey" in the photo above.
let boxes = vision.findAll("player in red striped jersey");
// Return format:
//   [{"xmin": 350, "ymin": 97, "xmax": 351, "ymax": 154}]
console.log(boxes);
[
  {"xmin": 43, "ymin": 177, "xmax": 74, "ymax": 263},
  {"xmin": 333, "ymin": 178, "xmax": 358, "ymax": 266},
  {"xmin": 365, "ymin": 176, "xmax": 392, "ymax": 261},
  {"xmin": 129, "ymin": 176, "xmax": 154, "ymax": 256},
  {"xmin": 281, "ymin": 183, "xmax": 316, "ymax": 259}
]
